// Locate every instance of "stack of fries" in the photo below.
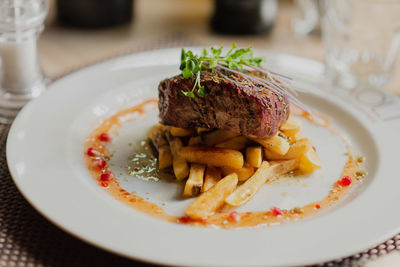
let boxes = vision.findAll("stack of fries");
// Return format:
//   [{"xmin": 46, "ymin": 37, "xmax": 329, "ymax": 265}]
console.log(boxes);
[{"xmin": 149, "ymin": 116, "xmax": 321, "ymax": 220}]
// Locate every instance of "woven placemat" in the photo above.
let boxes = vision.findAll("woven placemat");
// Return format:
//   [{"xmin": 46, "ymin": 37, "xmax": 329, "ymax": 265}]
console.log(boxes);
[{"xmin": 1, "ymin": 34, "xmax": 399, "ymax": 267}]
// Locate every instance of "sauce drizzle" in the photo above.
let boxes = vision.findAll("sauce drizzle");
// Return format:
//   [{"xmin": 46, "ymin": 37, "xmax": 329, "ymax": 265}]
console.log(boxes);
[{"xmin": 84, "ymin": 99, "xmax": 366, "ymax": 229}]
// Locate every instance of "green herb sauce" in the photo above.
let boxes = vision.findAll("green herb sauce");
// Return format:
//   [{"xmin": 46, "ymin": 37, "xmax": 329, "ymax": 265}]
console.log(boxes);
[{"xmin": 126, "ymin": 139, "xmax": 173, "ymax": 182}]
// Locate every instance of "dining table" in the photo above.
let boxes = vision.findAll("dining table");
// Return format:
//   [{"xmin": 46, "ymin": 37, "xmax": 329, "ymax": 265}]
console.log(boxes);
[{"xmin": 0, "ymin": 0, "xmax": 399, "ymax": 266}]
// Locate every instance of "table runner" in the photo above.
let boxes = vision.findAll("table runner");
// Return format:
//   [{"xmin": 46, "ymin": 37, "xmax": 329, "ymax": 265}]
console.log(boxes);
[{"xmin": 1, "ymin": 34, "xmax": 399, "ymax": 267}]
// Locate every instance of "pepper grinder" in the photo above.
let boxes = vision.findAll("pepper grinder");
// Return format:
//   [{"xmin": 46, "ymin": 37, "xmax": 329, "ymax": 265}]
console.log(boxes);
[{"xmin": 0, "ymin": 0, "xmax": 48, "ymax": 124}]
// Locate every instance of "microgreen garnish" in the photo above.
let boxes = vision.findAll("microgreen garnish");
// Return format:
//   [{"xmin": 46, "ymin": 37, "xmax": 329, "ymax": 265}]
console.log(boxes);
[
  {"xmin": 178, "ymin": 44, "xmax": 313, "ymax": 119},
  {"xmin": 180, "ymin": 43, "xmax": 264, "ymax": 98}
]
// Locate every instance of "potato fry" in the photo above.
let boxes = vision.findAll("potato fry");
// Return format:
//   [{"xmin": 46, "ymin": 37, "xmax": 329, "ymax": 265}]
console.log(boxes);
[
  {"xmin": 203, "ymin": 130, "xmax": 239, "ymax": 146},
  {"xmin": 245, "ymin": 146, "xmax": 262, "ymax": 168},
  {"xmin": 299, "ymin": 148, "xmax": 322, "ymax": 174},
  {"xmin": 264, "ymin": 138, "xmax": 311, "ymax": 160},
  {"xmin": 221, "ymin": 166, "xmax": 255, "ymax": 182},
  {"xmin": 149, "ymin": 124, "xmax": 168, "ymax": 149},
  {"xmin": 158, "ymin": 145, "xmax": 172, "ymax": 169},
  {"xmin": 263, "ymin": 149, "xmax": 281, "ymax": 160},
  {"xmin": 225, "ymin": 159, "xmax": 298, "ymax": 207},
  {"xmin": 185, "ymin": 173, "xmax": 238, "ymax": 219},
  {"xmin": 280, "ymin": 116, "xmax": 301, "ymax": 138},
  {"xmin": 170, "ymin": 127, "xmax": 195, "ymax": 137},
  {"xmin": 188, "ymin": 136, "xmax": 202, "ymax": 146},
  {"xmin": 197, "ymin": 127, "xmax": 212, "ymax": 134},
  {"xmin": 179, "ymin": 146, "xmax": 244, "ymax": 169},
  {"xmin": 287, "ymin": 130, "xmax": 305, "ymax": 144},
  {"xmin": 293, "ymin": 131, "xmax": 305, "ymax": 142},
  {"xmin": 166, "ymin": 134, "xmax": 189, "ymax": 181},
  {"xmin": 215, "ymin": 136, "xmax": 248, "ymax": 150},
  {"xmin": 183, "ymin": 164, "xmax": 206, "ymax": 197},
  {"xmin": 251, "ymin": 134, "xmax": 290, "ymax": 155},
  {"xmin": 202, "ymin": 166, "xmax": 221, "ymax": 192}
]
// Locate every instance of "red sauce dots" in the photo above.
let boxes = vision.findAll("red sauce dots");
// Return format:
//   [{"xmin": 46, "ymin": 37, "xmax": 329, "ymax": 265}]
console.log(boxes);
[
  {"xmin": 228, "ymin": 211, "xmax": 241, "ymax": 222},
  {"xmin": 100, "ymin": 181, "xmax": 109, "ymax": 187},
  {"xmin": 315, "ymin": 204, "xmax": 321, "ymax": 209},
  {"xmin": 339, "ymin": 176, "xmax": 352, "ymax": 186},
  {"xmin": 94, "ymin": 158, "xmax": 107, "ymax": 169},
  {"xmin": 178, "ymin": 216, "xmax": 191, "ymax": 223},
  {"xmin": 98, "ymin": 133, "xmax": 111, "ymax": 142},
  {"xmin": 100, "ymin": 173, "xmax": 113, "ymax": 181},
  {"xmin": 312, "ymin": 146, "xmax": 316, "ymax": 152},
  {"xmin": 270, "ymin": 207, "xmax": 282, "ymax": 216},
  {"xmin": 199, "ymin": 218, "xmax": 207, "ymax": 224},
  {"xmin": 87, "ymin": 147, "xmax": 100, "ymax": 157}
]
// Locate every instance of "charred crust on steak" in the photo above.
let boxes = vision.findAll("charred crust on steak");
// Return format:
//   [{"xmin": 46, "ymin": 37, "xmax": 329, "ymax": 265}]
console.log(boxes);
[{"xmin": 158, "ymin": 69, "xmax": 290, "ymax": 138}]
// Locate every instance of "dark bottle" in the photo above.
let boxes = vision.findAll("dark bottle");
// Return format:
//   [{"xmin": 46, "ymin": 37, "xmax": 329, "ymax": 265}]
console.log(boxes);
[
  {"xmin": 57, "ymin": 0, "xmax": 133, "ymax": 28},
  {"xmin": 211, "ymin": 0, "xmax": 278, "ymax": 35}
]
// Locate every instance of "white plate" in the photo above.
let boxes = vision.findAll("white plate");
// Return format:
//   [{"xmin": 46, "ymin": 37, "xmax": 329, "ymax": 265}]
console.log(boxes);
[{"xmin": 6, "ymin": 48, "xmax": 400, "ymax": 267}]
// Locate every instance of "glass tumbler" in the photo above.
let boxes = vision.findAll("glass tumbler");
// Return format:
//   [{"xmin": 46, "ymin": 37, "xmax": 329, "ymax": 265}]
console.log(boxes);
[
  {"xmin": 292, "ymin": 0, "xmax": 323, "ymax": 36},
  {"xmin": 322, "ymin": 0, "xmax": 400, "ymax": 90}
]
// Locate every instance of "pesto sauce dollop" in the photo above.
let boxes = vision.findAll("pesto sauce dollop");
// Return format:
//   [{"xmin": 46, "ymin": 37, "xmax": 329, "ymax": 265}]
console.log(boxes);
[{"xmin": 126, "ymin": 140, "xmax": 160, "ymax": 182}]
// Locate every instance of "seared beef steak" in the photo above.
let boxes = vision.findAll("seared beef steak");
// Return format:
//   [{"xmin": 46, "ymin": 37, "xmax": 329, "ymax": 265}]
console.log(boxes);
[{"xmin": 158, "ymin": 70, "xmax": 290, "ymax": 138}]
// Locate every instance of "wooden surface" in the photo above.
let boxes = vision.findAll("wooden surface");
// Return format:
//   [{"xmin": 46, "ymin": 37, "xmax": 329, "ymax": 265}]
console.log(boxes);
[{"xmin": 38, "ymin": 0, "xmax": 399, "ymax": 95}]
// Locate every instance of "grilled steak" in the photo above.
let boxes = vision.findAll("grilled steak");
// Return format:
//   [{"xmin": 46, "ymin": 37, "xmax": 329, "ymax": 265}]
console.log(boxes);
[{"xmin": 158, "ymin": 69, "xmax": 290, "ymax": 138}]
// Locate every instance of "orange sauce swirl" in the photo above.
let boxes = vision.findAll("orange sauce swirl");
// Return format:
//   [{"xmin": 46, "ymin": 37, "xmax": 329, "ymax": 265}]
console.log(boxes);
[{"xmin": 84, "ymin": 99, "xmax": 365, "ymax": 228}]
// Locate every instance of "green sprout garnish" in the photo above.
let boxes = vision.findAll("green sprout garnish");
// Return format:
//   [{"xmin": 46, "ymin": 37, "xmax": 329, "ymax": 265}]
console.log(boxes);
[
  {"xmin": 180, "ymin": 43, "xmax": 265, "ymax": 98},
  {"xmin": 177, "ymin": 44, "xmax": 314, "ymax": 122}
]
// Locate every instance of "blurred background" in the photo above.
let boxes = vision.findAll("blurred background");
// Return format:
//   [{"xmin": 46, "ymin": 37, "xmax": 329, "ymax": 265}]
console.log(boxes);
[
  {"xmin": 41, "ymin": 0, "xmax": 322, "ymax": 77},
  {"xmin": 38, "ymin": 0, "xmax": 399, "ymax": 94}
]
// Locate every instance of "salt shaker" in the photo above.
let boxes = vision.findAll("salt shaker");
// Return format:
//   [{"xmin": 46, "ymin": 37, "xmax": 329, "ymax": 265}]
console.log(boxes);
[{"xmin": 0, "ymin": 0, "xmax": 48, "ymax": 124}]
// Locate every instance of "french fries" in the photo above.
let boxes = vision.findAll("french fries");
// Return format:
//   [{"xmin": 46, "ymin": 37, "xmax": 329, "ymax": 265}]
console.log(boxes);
[
  {"xmin": 166, "ymin": 134, "xmax": 189, "ymax": 181},
  {"xmin": 245, "ymin": 146, "xmax": 262, "ymax": 168},
  {"xmin": 251, "ymin": 134, "xmax": 290, "ymax": 155},
  {"xmin": 299, "ymin": 148, "xmax": 322, "ymax": 173},
  {"xmin": 292, "ymin": 131, "xmax": 305, "ymax": 143},
  {"xmin": 188, "ymin": 136, "xmax": 202, "ymax": 146},
  {"xmin": 224, "ymin": 161, "xmax": 269, "ymax": 207},
  {"xmin": 203, "ymin": 130, "xmax": 239, "ymax": 146},
  {"xmin": 149, "ymin": 113, "xmax": 322, "ymax": 216},
  {"xmin": 215, "ymin": 136, "xmax": 248, "ymax": 150},
  {"xmin": 197, "ymin": 127, "xmax": 211, "ymax": 134},
  {"xmin": 203, "ymin": 166, "xmax": 221, "ymax": 192},
  {"xmin": 171, "ymin": 127, "xmax": 195, "ymax": 137},
  {"xmin": 225, "ymin": 159, "xmax": 298, "ymax": 207},
  {"xmin": 183, "ymin": 164, "xmax": 206, "ymax": 197},
  {"xmin": 280, "ymin": 116, "xmax": 301, "ymax": 138},
  {"xmin": 185, "ymin": 173, "xmax": 238, "ymax": 219},
  {"xmin": 149, "ymin": 125, "xmax": 173, "ymax": 169},
  {"xmin": 221, "ymin": 166, "xmax": 255, "ymax": 182},
  {"xmin": 179, "ymin": 146, "xmax": 244, "ymax": 169},
  {"xmin": 149, "ymin": 124, "xmax": 168, "ymax": 148},
  {"xmin": 158, "ymin": 145, "xmax": 172, "ymax": 169},
  {"xmin": 264, "ymin": 138, "xmax": 311, "ymax": 160}
]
